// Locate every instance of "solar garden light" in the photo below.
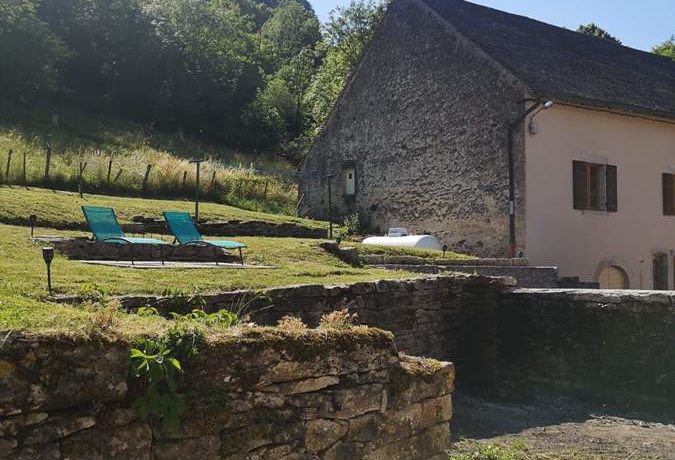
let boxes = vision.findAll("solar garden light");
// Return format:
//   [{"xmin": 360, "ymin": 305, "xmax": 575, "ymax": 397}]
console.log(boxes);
[
  {"xmin": 335, "ymin": 236, "xmax": 342, "ymax": 246},
  {"xmin": 42, "ymin": 247, "xmax": 54, "ymax": 295},
  {"xmin": 442, "ymin": 244, "xmax": 448, "ymax": 258},
  {"xmin": 29, "ymin": 214, "xmax": 37, "ymax": 238}
]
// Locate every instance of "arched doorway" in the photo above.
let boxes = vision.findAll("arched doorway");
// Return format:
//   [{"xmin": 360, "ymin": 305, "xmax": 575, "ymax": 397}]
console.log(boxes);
[{"xmin": 598, "ymin": 265, "xmax": 629, "ymax": 289}]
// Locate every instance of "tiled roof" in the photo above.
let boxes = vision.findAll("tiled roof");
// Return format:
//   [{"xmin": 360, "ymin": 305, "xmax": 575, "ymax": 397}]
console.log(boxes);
[{"xmin": 420, "ymin": 0, "xmax": 675, "ymax": 120}]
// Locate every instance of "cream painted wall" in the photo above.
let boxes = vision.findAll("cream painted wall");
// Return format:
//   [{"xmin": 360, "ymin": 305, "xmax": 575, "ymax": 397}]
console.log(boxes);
[{"xmin": 525, "ymin": 105, "xmax": 675, "ymax": 289}]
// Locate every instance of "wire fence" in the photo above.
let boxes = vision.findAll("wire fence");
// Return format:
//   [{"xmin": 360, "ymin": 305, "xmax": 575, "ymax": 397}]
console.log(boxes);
[{"xmin": 0, "ymin": 145, "xmax": 300, "ymax": 215}]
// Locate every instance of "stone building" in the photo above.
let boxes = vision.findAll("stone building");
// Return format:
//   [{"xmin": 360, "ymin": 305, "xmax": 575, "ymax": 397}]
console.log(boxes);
[{"xmin": 300, "ymin": 0, "xmax": 675, "ymax": 289}]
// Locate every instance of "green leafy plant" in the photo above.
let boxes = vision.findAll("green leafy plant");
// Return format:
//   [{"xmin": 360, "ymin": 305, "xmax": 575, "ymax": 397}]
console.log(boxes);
[
  {"xmin": 449, "ymin": 440, "xmax": 532, "ymax": 460},
  {"xmin": 78, "ymin": 283, "xmax": 108, "ymax": 304},
  {"xmin": 161, "ymin": 288, "xmax": 207, "ymax": 315},
  {"xmin": 129, "ymin": 339, "xmax": 185, "ymax": 433},
  {"xmin": 137, "ymin": 306, "xmax": 159, "ymax": 317},
  {"xmin": 338, "ymin": 212, "xmax": 362, "ymax": 239}
]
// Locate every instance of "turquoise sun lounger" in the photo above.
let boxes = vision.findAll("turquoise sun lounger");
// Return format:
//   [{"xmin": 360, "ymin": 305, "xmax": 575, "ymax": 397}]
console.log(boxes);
[
  {"xmin": 162, "ymin": 211, "xmax": 246, "ymax": 265},
  {"xmin": 82, "ymin": 206, "xmax": 168, "ymax": 264}
]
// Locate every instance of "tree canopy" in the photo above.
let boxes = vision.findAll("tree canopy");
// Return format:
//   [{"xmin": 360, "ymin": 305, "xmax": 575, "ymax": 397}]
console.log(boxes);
[
  {"xmin": 653, "ymin": 36, "xmax": 675, "ymax": 61},
  {"xmin": 577, "ymin": 23, "xmax": 622, "ymax": 45},
  {"xmin": 0, "ymin": 0, "xmax": 387, "ymax": 162}
]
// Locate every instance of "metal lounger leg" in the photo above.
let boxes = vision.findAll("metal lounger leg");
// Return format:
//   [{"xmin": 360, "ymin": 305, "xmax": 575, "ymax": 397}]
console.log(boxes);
[{"xmin": 239, "ymin": 247, "xmax": 244, "ymax": 266}]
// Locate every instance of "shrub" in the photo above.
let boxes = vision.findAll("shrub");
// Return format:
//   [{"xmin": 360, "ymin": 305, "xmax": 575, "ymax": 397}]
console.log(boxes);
[
  {"xmin": 318, "ymin": 309, "xmax": 359, "ymax": 330},
  {"xmin": 277, "ymin": 315, "xmax": 308, "ymax": 332}
]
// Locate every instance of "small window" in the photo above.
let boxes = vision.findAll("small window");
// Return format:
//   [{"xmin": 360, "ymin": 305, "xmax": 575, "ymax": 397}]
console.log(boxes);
[
  {"xmin": 344, "ymin": 167, "xmax": 356, "ymax": 196},
  {"xmin": 653, "ymin": 253, "xmax": 669, "ymax": 290},
  {"xmin": 662, "ymin": 173, "xmax": 675, "ymax": 215},
  {"xmin": 573, "ymin": 160, "xmax": 617, "ymax": 212}
]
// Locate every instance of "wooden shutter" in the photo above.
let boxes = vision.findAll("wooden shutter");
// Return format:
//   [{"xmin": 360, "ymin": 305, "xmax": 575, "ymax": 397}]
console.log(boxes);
[
  {"xmin": 573, "ymin": 161, "xmax": 587, "ymax": 210},
  {"xmin": 663, "ymin": 173, "xmax": 674, "ymax": 215},
  {"xmin": 605, "ymin": 165, "xmax": 617, "ymax": 212}
]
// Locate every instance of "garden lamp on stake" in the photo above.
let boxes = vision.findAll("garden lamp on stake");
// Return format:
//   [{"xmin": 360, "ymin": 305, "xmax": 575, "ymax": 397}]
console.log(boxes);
[
  {"xmin": 42, "ymin": 247, "xmax": 54, "ymax": 294},
  {"xmin": 29, "ymin": 214, "xmax": 37, "ymax": 238}
]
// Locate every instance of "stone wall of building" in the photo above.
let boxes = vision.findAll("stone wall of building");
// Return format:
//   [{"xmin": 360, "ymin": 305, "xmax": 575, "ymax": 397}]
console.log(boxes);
[
  {"xmin": 300, "ymin": 0, "xmax": 529, "ymax": 257},
  {"xmin": 0, "ymin": 328, "xmax": 454, "ymax": 460},
  {"xmin": 496, "ymin": 289, "xmax": 675, "ymax": 412}
]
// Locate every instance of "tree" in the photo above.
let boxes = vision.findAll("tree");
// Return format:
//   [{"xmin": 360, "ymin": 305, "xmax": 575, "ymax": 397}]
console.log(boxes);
[
  {"xmin": 576, "ymin": 23, "xmax": 622, "ymax": 45},
  {"xmin": 0, "ymin": 1, "xmax": 67, "ymax": 104},
  {"xmin": 653, "ymin": 36, "xmax": 675, "ymax": 61},
  {"xmin": 260, "ymin": 0, "xmax": 321, "ymax": 64}
]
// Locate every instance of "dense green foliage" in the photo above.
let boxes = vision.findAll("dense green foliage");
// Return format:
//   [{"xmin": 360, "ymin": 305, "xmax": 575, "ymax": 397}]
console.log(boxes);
[
  {"xmin": 576, "ymin": 23, "xmax": 622, "ymax": 45},
  {"xmin": 653, "ymin": 36, "xmax": 675, "ymax": 60},
  {"xmin": 0, "ymin": 0, "xmax": 387, "ymax": 162}
]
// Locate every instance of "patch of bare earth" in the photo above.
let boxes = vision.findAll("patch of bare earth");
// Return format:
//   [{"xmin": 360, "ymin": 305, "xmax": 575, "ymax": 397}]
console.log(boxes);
[{"xmin": 451, "ymin": 394, "xmax": 675, "ymax": 459}]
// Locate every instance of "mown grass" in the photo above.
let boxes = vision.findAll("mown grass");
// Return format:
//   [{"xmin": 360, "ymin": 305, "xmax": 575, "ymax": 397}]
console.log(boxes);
[
  {"xmin": 0, "ymin": 185, "xmax": 325, "ymax": 230},
  {"xmin": 355, "ymin": 242, "xmax": 475, "ymax": 260},
  {"xmin": 0, "ymin": 106, "xmax": 298, "ymax": 214},
  {"xmin": 0, "ymin": 223, "xmax": 420, "ymax": 333}
]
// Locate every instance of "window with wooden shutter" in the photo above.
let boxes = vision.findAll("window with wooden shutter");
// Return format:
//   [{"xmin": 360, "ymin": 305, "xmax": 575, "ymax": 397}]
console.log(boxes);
[
  {"xmin": 572, "ymin": 160, "xmax": 617, "ymax": 212},
  {"xmin": 605, "ymin": 165, "xmax": 617, "ymax": 212},
  {"xmin": 663, "ymin": 173, "xmax": 675, "ymax": 215},
  {"xmin": 573, "ymin": 161, "xmax": 587, "ymax": 210}
]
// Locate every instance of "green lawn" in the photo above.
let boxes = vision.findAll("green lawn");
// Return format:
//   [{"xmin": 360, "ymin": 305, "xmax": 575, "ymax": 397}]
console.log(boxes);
[
  {"xmin": 0, "ymin": 223, "xmax": 419, "ymax": 333},
  {"xmin": 354, "ymin": 242, "xmax": 475, "ymax": 260},
  {"xmin": 0, "ymin": 185, "xmax": 325, "ymax": 230}
]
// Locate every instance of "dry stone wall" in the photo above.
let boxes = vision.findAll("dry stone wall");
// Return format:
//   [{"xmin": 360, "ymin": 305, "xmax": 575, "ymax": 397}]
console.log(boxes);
[
  {"xmin": 0, "ymin": 328, "xmax": 454, "ymax": 460},
  {"xmin": 112, "ymin": 275, "xmax": 509, "ymax": 383},
  {"xmin": 496, "ymin": 289, "xmax": 675, "ymax": 412},
  {"xmin": 102, "ymin": 276, "xmax": 675, "ymax": 414}
]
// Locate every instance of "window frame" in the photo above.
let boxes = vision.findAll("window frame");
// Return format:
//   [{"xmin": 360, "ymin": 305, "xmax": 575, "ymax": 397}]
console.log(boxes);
[{"xmin": 573, "ymin": 160, "xmax": 617, "ymax": 212}]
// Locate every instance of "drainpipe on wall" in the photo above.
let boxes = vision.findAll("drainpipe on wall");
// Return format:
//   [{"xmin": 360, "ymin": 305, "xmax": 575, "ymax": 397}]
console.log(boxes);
[{"xmin": 506, "ymin": 99, "xmax": 554, "ymax": 258}]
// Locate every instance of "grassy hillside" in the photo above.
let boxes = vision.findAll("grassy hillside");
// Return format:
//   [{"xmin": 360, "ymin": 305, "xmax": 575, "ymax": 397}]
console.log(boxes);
[
  {"xmin": 0, "ymin": 186, "xmax": 325, "ymax": 230},
  {"xmin": 0, "ymin": 106, "xmax": 299, "ymax": 215}
]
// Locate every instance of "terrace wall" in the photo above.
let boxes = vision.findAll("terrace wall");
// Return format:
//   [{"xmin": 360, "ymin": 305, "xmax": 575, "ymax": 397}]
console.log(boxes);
[
  {"xmin": 117, "ymin": 275, "xmax": 509, "ymax": 384},
  {"xmin": 111, "ymin": 276, "xmax": 675, "ymax": 413},
  {"xmin": 0, "ymin": 328, "xmax": 454, "ymax": 460}
]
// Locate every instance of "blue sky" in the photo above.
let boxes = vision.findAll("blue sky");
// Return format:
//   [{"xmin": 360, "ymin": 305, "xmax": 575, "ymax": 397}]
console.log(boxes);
[{"xmin": 309, "ymin": 0, "xmax": 674, "ymax": 51}]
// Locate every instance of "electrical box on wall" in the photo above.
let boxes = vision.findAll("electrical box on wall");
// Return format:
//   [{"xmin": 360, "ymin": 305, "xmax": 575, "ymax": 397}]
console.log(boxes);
[{"xmin": 344, "ymin": 167, "xmax": 356, "ymax": 195}]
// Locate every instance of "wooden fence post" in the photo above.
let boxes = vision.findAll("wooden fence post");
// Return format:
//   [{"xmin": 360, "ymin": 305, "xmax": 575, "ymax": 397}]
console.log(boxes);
[
  {"xmin": 22, "ymin": 151, "xmax": 26, "ymax": 184},
  {"xmin": 209, "ymin": 171, "xmax": 217, "ymax": 191},
  {"xmin": 113, "ymin": 168, "xmax": 123, "ymax": 183},
  {"xmin": 78, "ymin": 161, "xmax": 88, "ymax": 198},
  {"xmin": 182, "ymin": 171, "xmax": 187, "ymax": 187},
  {"xmin": 263, "ymin": 180, "xmax": 269, "ymax": 199},
  {"xmin": 106, "ymin": 159, "xmax": 113, "ymax": 183},
  {"xmin": 142, "ymin": 164, "xmax": 152, "ymax": 194},
  {"xmin": 44, "ymin": 144, "xmax": 52, "ymax": 182},
  {"xmin": 5, "ymin": 149, "xmax": 12, "ymax": 183}
]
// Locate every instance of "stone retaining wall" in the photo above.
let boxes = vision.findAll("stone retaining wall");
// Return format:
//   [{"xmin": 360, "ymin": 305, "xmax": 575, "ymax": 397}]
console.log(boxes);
[
  {"xmin": 496, "ymin": 289, "xmax": 675, "ymax": 411},
  {"xmin": 40, "ymin": 237, "xmax": 242, "ymax": 263},
  {"xmin": 369, "ymin": 264, "xmax": 559, "ymax": 288},
  {"xmin": 47, "ymin": 276, "xmax": 675, "ymax": 414},
  {"xmin": 109, "ymin": 275, "xmax": 509, "ymax": 383},
  {"xmin": 0, "ymin": 328, "xmax": 454, "ymax": 459}
]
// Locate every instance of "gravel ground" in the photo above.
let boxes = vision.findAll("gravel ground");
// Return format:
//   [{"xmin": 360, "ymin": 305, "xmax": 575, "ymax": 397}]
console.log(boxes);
[{"xmin": 451, "ymin": 393, "xmax": 675, "ymax": 459}]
